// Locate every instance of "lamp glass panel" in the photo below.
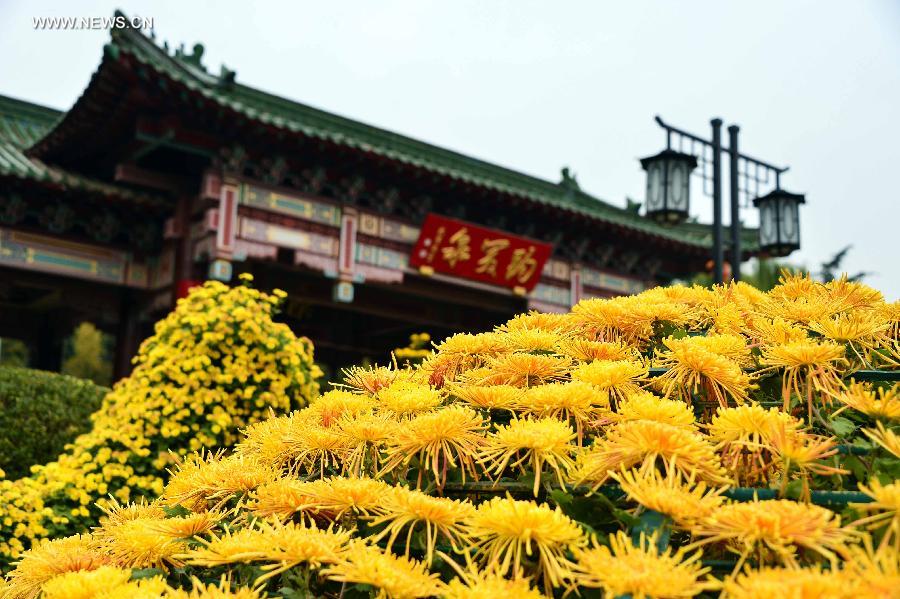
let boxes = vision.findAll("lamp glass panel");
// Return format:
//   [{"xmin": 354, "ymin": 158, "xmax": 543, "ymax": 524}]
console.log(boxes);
[
  {"xmin": 780, "ymin": 199, "xmax": 799, "ymax": 244},
  {"xmin": 647, "ymin": 162, "xmax": 663, "ymax": 210},
  {"xmin": 760, "ymin": 201, "xmax": 777, "ymax": 245},
  {"xmin": 669, "ymin": 161, "xmax": 687, "ymax": 209}
]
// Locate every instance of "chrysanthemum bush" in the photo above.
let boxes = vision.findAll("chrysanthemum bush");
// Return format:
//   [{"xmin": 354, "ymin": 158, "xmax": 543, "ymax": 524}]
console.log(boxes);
[
  {"xmin": 0, "ymin": 276, "xmax": 320, "ymax": 567},
  {"xmin": 3, "ymin": 273, "xmax": 900, "ymax": 598}
]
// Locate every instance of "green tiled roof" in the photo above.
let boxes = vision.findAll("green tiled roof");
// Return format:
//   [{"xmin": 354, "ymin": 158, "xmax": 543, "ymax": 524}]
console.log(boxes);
[
  {"xmin": 15, "ymin": 13, "xmax": 757, "ymax": 251},
  {"xmin": 91, "ymin": 17, "xmax": 755, "ymax": 251},
  {"xmin": 0, "ymin": 94, "xmax": 61, "ymax": 148},
  {"xmin": 0, "ymin": 94, "xmax": 167, "ymax": 206}
]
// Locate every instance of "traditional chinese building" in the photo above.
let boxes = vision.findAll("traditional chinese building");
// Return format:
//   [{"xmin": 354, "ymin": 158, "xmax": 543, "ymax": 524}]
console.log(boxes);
[{"xmin": 0, "ymin": 13, "xmax": 757, "ymax": 379}]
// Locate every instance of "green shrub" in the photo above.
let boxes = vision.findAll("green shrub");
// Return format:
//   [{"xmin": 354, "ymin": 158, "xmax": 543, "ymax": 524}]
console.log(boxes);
[
  {"xmin": 0, "ymin": 338, "xmax": 28, "ymax": 367},
  {"xmin": 0, "ymin": 367, "xmax": 106, "ymax": 479},
  {"xmin": 61, "ymin": 322, "xmax": 113, "ymax": 386}
]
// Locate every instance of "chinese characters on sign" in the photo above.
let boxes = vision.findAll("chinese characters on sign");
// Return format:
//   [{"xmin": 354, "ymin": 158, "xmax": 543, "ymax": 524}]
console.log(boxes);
[{"xmin": 409, "ymin": 214, "xmax": 553, "ymax": 292}]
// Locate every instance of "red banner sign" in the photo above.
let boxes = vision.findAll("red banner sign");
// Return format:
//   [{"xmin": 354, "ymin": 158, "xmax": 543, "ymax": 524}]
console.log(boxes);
[{"xmin": 409, "ymin": 214, "xmax": 552, "ymax": 292}]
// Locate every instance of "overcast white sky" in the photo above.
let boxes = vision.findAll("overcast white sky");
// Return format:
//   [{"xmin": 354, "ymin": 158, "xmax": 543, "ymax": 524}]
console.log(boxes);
[{"xmin": 2, "ymin": 1, "xmax": 898, "ymax": 298}]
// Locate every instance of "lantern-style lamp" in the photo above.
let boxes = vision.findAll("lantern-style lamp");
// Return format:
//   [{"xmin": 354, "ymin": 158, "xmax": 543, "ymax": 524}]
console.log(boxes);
[
  {"xmin": 640, "ymin": 149, "xmax": 698, "ymax": 224},
  {"xmin": 753, "ymin": 189, "xmax": 805, "ymax": 257}
]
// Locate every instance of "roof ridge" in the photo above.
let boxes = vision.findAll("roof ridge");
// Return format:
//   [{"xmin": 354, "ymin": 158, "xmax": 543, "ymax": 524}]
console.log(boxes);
[
  {"xmin": 109, "ymin": 19, "xmax": 221, "ymax": 87},
  {"xmin": 227, "ymin": 81, "xmax": 609, "ymax": 200},
  {"xmin": 0, "ymin": 94, "xmax": 64, "ymax": 123},
  {"xmin": 0, "ymin": 94, "xmax": 63, "ymax": 147},
  {"xmin": 110, "ymin": 13, "xmax": 637, "ymax": 215},
  {"xmin": 26, "ymin": 12, "xmax": 754, "ymax": 251}
]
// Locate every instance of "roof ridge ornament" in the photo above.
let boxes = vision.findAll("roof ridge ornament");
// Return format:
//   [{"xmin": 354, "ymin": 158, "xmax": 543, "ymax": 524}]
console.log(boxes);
[
  {"xmin": 174, "ymin": 42, "xmax": 207, "ymax": 72},
  {"xmin": 218, "ymin": 65, "xmax": 237, "ymax": 88},
  {"xmin": 559, "ymin": 166, "xmax": 580, "ymax": 191}
]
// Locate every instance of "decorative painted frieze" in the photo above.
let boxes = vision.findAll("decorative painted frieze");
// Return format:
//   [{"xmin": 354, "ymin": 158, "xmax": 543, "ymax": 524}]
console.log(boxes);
[
  {"xmin": 581, "ymin": 267, "xmax": 645, "ymax": 295},
  {"xmin": 0, "ymin": 228, "xmax": 128, "ymax": 284},
  {"xmin": 240, "ymin": 184, "xmax": 341, "ymax": 227}
]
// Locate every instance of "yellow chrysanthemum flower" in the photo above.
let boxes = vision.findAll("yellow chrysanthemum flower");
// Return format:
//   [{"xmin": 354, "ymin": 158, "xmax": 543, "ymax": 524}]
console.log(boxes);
[
  {"xmin": 824, "ymin": 277, "xmax": 884, "ymax": 312},
  {"xmin": 235, "ymin": 413, "xmax": 295, "ymax": 466},
  {"xmin": 767, "ymin": 424, "xmax": 846, "ymax": 501},
  {"xmin": 706, "ymin": 404, "xmax": 802, "ymax": 447},
  {"xmin": 306, "ymin": 390, "xmax": 377, "ymax": 427},
  {"xmin": 864, "ymin": 422, "xmax": 900, "ymax": 459},
  {"xmin": 95, "ymin": 497, "xmax": 166, "ymax": 527},
  {"xmin": 147, "ymin": 511, "xmax": 222, "ymax": 539},
  {"xmin": 705, "ymin": 404, "xmax": 804, "ymax": 485},
  {"xmin": 611, "ymin": 468, "xmax": 727, "ymax": 529},
  {"xmin": 497, "ymin": 328, "xmax": 565, "ymax": 353},
  {"xmin": 484, "ymin": 353, "xmax": 573, "ymax": 387},
  {"xmin": 654, "ymin": 283, "xmax": 716, "ymax": 307},
  {"xmin": 300, "ymin": 476, "xmax": 392, "ymax": 519},
  {"xmin": 612, "ymin": 391, "xmax": 696, "ymax": 429},
  {"xmin": 706, "ymin": 303, "xmax": 747, "ymax": 336},
  {"xmin": 2, "ymin": 535, "xmax": 109, "ymax": 599},
  {"xmin": 424, "ymin": 333, "xmax": 507, "ymax": 386},
  {"xmin": 573, "ymin": 420, "xmax": 730, "ymax": 490},
  {"xmin": 760, "ymin": 339, "xmax": 847, "ymax": 419},
  {"xmin": 323, "ymin": 541, "xmax": 445, "ymax": 599},
  {"xmin": 768, "ymin": 271, "xmax": 824, "ymax": 300},
  {"xmin": 500, "ymin": 311, "xmax": 577, "ymax": 334},
  {"xmin": 380, "ymin": 405, "xmax": 485, "ymax": 488},
  {"xmin": 654, "ymin": 337, "xmax": 751, "ymax": 407},
  {"xmin": 477, "ymin": 417, "xmax": 577, "ymax": 496},
  {"xmin": 688, "ymin": 334, "xmax": 754, "ymax": 368},
  {"xmin": 837, "ymin": 382, "xmax": 900, "ymax": 421},
  {"xmin": 570, "ymin": 359, "xmax": 649, "ymax": 407},
  {"xmin": 572, "ymin": 295, "xmax": 697, "ymax": 343},
  {"xmin": 341, "ymin": 365, "xmax": 409, "ymax": 395},
  {"xmin": 845, "ymin": 537, "xmax": 900, "ymax": 598},
  {"xmin": 162, "ymin": 451, "xmax": 278, "ymax": 510},
  {"xmin": 282, "ymin": 423, "xmax": 350, "ymax": 477},
  {"xmin": 852, "ymin": 479, "xmax": 900, "ymax": 543},
  {"xmin": 810, "ymin": 311, "xmax": 892, "ymax": 367},
  {"xmin": 720, "ymin": 565, "xmax": 855, "ymax": 599},
  {"xmin": 376, "ymin": 381, "xmax": 444, "ymax": 417},
  {"xmin": 335, "ymin": 411, "xmax": 400, "ymax": 476},
  {"xmin": 555, "ymin": 338, "xmax": 638, "ymax": 362},
  {"xmin": 446, "ymin": 383, "xmax": 522, "ymax": 410},
  {"xmin": 367, "ymin": 486, "xmax": 474, "ymax": 563},
  {"xmin": 749, "ymin": 316, "xmax": 809, "ymax": 345},
  {"xmin": 245, "ymin": 478, "xmax": 318, "ymax": 521},
  {"xmin": 180, "ymin": 520, "xmax": 351, "ymax": 583},
  {"xmin": 464, "ymin": 496, "xmax": 585, "ymax": 592},
  {"xmin": 516, "ymin": 381, "xmax": 609, "ymax": 442},
  {"xmin": 691, "ymin": 499, "xmax": 855, "ymax": 569},
  {"xmin": 42, "ymin": 566, "xmax": 169, "ymax": 599},
  {"xmin": 765, "ymin": 295, "xmax": 839, "ymax": 326},
  {"xmin": 435, "ymin": 331, "xmax": 507, "ymax": 356},
  {"xmin": 442, "ymin": 567, "xmax": 544, "ymax": 599},
  {"xmin": 174, "ymin": 526, "xmax": 264, "ymax": 567},
  {"xmin": 95, "ymin": 517, "xmax": 186, "ymax": 570},
  {"xmin": 166, "ymin": 576, "xmax": 265, "ymax": 598},
  {"xmin": 572, "ymin": 531, "xmax": 718, "ymax": 599}
]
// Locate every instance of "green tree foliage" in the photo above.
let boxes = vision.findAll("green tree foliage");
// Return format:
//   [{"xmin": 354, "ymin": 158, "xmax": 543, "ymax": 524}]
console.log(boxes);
[
  {"xmin": 0, "ymin": 338, "xmax": 28, "ymax": 368},
  {"xmin": 742, "ymin": 258, "xmax": 805, "ymax": 292},
  {"xmin": 61, "ymin": 322, "xmax": 113, "ymax": 386},
  {"xmin": 0, "ymin": 367, "xmax": 106, "ymax": 479},
  {"xmin": 819, "ymin": 245, "xmax": 869, "ymax": 283}
]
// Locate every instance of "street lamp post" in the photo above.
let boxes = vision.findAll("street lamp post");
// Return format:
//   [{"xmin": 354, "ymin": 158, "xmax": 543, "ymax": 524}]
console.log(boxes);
[{"xmin": 641, "ymin": 116, "xmax": 802, "ymax": 284}]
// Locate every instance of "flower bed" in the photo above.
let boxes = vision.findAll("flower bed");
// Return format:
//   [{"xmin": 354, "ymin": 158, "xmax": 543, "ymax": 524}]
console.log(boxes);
[
  {"xmin": 2, "ymin": 274, "xmax": 898, "ymax": 598},
  {"xmin": 0, "ymin": 277, "xmax": 320, "ymax": 565}
]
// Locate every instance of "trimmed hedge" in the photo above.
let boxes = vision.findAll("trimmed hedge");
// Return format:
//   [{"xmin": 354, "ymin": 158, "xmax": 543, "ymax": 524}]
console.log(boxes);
[{"xmin": 0, "ymin": 367, "xmax": 106, "ymax": 479}]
